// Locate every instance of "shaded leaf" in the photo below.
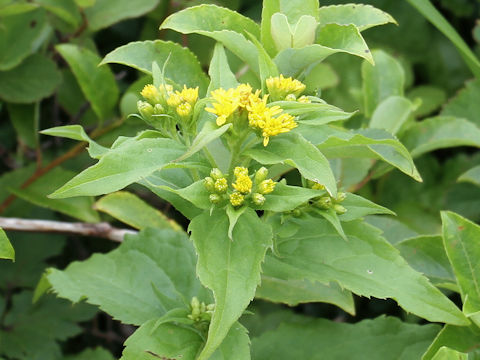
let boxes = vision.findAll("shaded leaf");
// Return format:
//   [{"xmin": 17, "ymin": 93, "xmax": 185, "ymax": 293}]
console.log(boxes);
[
  {"xmin": 370, "ymin": 96, "xmax": 413, "ymax": 135},
  {"xmin": 458, "ymin": 165, "xmax": 480, "ymax": 186},
  {"xmin": 441, "ymin": 79, "xmax": 480, "ymax": 127},
  {"xmin": 422, "ymin": 324, "xmax": 480, "ymax": 360},
  {"xmin": 0, "ymin": 228, "xmax": 14, "ymax": 261},
  {"xmin": 65, "ymin": 347, "xmax": 114, "ymax": 360},
  {"xmin": 407, "ymin": 85, "xmax": 447, "ymax": 118}
]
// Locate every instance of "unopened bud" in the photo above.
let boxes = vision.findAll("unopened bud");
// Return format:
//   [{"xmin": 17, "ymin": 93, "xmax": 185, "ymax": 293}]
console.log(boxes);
[
  {"xmin": 153, "ymin": 103, "xmax": 165, "ymax": 115},
  {"xmin": 176, "ymin": 102, "xmax": 192, "ymax": 117},
  {"xmin": 315, "ymin": 196, "xmax": 332, "ymax": 209},
  {"xmin": 336, "ymin": 192, "xmax": 347, "ymax": 203},
  {"xmin": 292, "ymin": 208, "xmax": 302, "ymax": 217},
  {"xmin": 334, "ymin": 204, "xmax": 347, "ymax": 215},
  {"xmin": 229, "ymin": 191, "xmax": 245, "ymax": 207},
  {"xmin": 285, "ymin": 93, "xmax": 297, "ymax": 101},
  {"xmin": 204, "ymin": 177, "xmax": 215, "ymax": 192},
  {"xmin": 252, "ymin": 193, "xmax": 266, "ymax": 206},
  {"xmin": 141, "ymin": 84, "xmax": 162, "ymax": 104},
  {"xmin": 137, "ymin": 100, "xmax": 154, "ymax": 118},
  {"xmin": 209, "ymin": 194, "xmax": 222, "ymax": 204},
  {"xmin": 214, "ymin": 178, "xmax": 228, "ymax": 194},
  {"xmin": 210, "ymin": 168, "xmax": 223, "ymax": 180},
  {"xmin": 255, "ymin": 167, "xmax": 268, "ymax": 184},
  {"xmin": 258, "ymin": 179, "xmax": 276, "ymax": 194}
]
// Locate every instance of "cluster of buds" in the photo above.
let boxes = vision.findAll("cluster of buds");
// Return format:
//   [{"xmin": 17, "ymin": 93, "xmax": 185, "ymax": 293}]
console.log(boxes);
[
  {"xmin": 204, "ymin": 167, "xmax": 276, "ymax": 208},
  {"xmin": 266, "ymin": 74, "xmax": 309, "ymax": 102},
  {"xmin": 188, "ymin": 297, "xmax": 215, "ymax": 323},
  {"xmin": 313, "ymin": 191, "xmax": 347, "ymax": 215}
]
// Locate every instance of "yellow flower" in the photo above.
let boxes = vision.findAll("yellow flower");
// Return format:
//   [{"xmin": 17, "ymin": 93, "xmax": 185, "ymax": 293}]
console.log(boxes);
[
  {"xmin": 258, "ymin": 179, "xmax": 276, "ymax": 194},
  {"xmin": 298, "ymin": 95, "xmax": 311, "ymax": 103},
  {"xmin": 205, "ymin": 88, "xmax": 240, "ymax": 126},
  {"xmin": 236, "ymin": 84, "xmax": 253, "ymax": 107},
  {"xmin": 234, "ymin": 166, "xmax": 249, "ymax": 177},
  {"xmin": 167, "ymin": 93, "xmax": 182, "ymax": 107},
  {"xmin": 159, "ymin": 83, "xmax": 173, "ymax": 96},
  {"xmin": 176, "ymin": 102, "xmax": 192, "ymax": 117},
  {"xmin": 233, "ymin": 174, "xmax": 252, "ymax": 194},
  {"xmin": 261, "ymin": 113, "xmax": 297, "ymax": 146},
  {"xmin": 214, "ymin": 178, "xmax": 228, "ymax": 194},
  {"xmin": 230, "ymin": 191, "xmax": 245, "ymax": 207},
  {"xmin": 141, "ymin": 84, "xmax": 162, "ymax": 104},
  {"xmin": 177, "ymin": 85, "xmax": 199, "ymax": 104},
  {"xmin": 266, "ymin": 74, "xmax": 306, "ymax": 101}
]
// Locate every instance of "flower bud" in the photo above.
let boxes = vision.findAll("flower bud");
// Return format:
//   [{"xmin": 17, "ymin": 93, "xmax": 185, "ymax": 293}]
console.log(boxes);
[
  {"xmin": 315, "ymin": 196, "xmax": 332, "ymax": 209},
  {"xmin": 229, "ymin": 191, "xmax": 245, "ymax": 207},
  {"xmin": 334, "ymin": 204, "xmax": 347, "ymax": 215},
  {"xmin": 292, "ymin": 208, "xmax": 302, "ymax": 217},
  {"xmin": 234, "ymin": 166, "xmax": 248, "ymax": 177},
  {"xmin": 210, "ymin": 168, "xmax": 223, "ymax": 180},
  {"xmin": 252, "ymin": 193, "xmax": 266, "ymax": 206},
  {"xmin": 153, "ymin": 103, "xmax": 165, "ymax": 115},
  {"xmin": 336, "ymin": 192, "xmax": 347, "ymax": 203},
  {"xmin": 254, "ymin": 167, "xmax": 268, "ymax": 184},
  {"xmin": 285, "ymin": 93, "xmax": 297, "ymax": 101},
  {"xmin": 258, "ymin": 179, "xmax": 276, "ymax": 194},
  {"xmin": 137, "ymin": 100, "xmax": 154, "ymax": 119},
  {"xmin": 141, "ymin": 84, "xmax": 162, "ymax": 104},
  {"xmin": 209, "ymin": 194, "xmax": 222, "ymax": 204},
  {"xmin": 204, "ymin": 177, "xmax": 215, "ymax": 192},
  {"xmin": 176, "ymin": 102, "xmax": 192, "ymax": 117},
  {"xmin": 214, "ymin": 178, "xmax": 228, "ymax": 194}
]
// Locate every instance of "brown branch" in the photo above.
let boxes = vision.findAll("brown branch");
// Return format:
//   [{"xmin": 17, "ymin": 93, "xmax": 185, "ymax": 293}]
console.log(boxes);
[{"xmin": 0, "ymin": 217, "xmax": 137, "ymax": 242}]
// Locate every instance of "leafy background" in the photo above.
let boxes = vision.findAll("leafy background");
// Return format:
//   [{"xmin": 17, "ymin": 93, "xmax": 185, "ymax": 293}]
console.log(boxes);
[{"xmin": 1, "ymin": 0, "xmax": 480, "ymax": 358}]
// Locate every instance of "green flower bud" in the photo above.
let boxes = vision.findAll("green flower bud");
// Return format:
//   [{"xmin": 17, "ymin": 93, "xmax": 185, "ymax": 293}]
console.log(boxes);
[
  {"xmin": 209, "ymin": 193, "xmax": 222, "ymax": 204},
  {"xmin": 254, "ymin": 167, "xmax": 269, "ymax": 184},
  {"xmin": 210, "ymin": 168, "xmax": 223, "ymax": 180},
  {"xmin": 258, "ymin": 179, "xmax": 276, "ymax": 194},
  {"xmin": 292, "ymin": 208, "xmax": 302, "ymax": 217},
  {"xmin": 214, "ymin": 178, "xmax": 228, "ymax": 194},
  {"xmin": 204, "ymin": 177, "xmax": 215, "ymax": 192},
  {"xmin": 206, "ymin": 304, "xmax": 215, "ymax": 312},
  {"xmin": 252, "ymin": 193, "xmax": 266, "ymax": 206},
  {"xmin": 336, "ymin": 192, "xmax": 347, "ymax": 203},
  {"xmin": 334, "ymin": 204, "xmax": 347, "ymax": 215},
  {"xmin": 315, "ymin": 196, "xmax": 332, "ymax": 209},
  {"xmin": 285, "ymin": 93, "xmax": 297, "ymax": 101},
  {"xmin": 137, "ymin": 100, "xmax": 154, "ymax": 119},
  {"xmin": 153, "ymin": 103, "xmax": 165, "ymax": 115}
]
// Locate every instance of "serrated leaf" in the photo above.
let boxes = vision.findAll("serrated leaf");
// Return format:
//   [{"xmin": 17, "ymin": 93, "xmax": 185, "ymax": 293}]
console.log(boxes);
[
  {"xmin": 442, "ymin": 211, "xmax": 480, "ymax": 325},
  {"xmin": 9, "ymin": 167, "xmax": 100, "ymax": 222},
  {"xmin": 402, "ymin": 116, "xmax": 480, "ymax": 158},
  {"xmin": 0, "ymin": 54, "xmax": 61, "ymax": 103},
  {"xmin": 245, "ymin": 132, "xmax": 337, "ymax": 197},
  {"xmin": 370, "ymin": 96, "xmax": 414, "ymax": 135},
  {"xmin": 189, "ymin": 209, "xmax": 272, "ymax": 359},
  {"xmin": 95, "ymin": 191, "xmax": 180, "ymax": 231},
  {"xmin": 251, "ymin": 315, "xmax": 439, "ymax": 360},
  {"xmin": 0, "ymin": 9, "xmax": 50, "ymax": 70},
  {"xmin": 267, "ymin": 216, "xmax": 468, "ymax": 325},
  {"xmin": 160, "ymin": 4, "xmax": 261, "ymax": 75},
  {"xmin": 56, "ymin": 44, "xmax": 118, "ymax": 121},
  {"xmin": 46, "ymin": 228, "xmax": 210, "ymax": 325},
  {"xmin": 362, "ymin": 50, "xmax": 405, "ymax": 118},
  {"xmin": 0, "ymin": 228, "xmax": 14, "ymax": 261},
  {"xmin": 441, "ymin": 79, "xmax": 480, "ymax": 126},
  {"xmin": 207, "ymin": 43, "xmax": 239, "ymax": 94},
  {"xmin": 50, "ymin": 137, "xmax": 185, "ymax": 198},
  {"xmin": 318, "ymin": 4, "xmax": 397, "ymax": 31},
  {"xmin": 101, "ymin": 40, "xmax": 209, "ymax": 95},
  {"xmin": 84, "ymin": 0, "xmax": 159, "ymax": 31},
  {"xmin": 422, "ymin": 324, "xmax": 480, "ymax": 360},
  {"xmin": 458, "ymin": 165, "xmax": 480, "ymax": 186}
]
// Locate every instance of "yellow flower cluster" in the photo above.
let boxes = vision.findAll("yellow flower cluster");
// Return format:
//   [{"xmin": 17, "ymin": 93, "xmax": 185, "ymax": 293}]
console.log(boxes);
[
  {"xmin": 266, "ymin": 74, "xmax": 306, "ymax": 101},
  {"xmin": 167, "ymin": 85, "xmax": 199, "ymax": 117},
  {"xmin": 206, "ymin": 81, "xmax": 298, "ymax": 146}
]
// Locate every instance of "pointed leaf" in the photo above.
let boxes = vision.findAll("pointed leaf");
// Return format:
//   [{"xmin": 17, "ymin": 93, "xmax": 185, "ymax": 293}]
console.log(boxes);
[
  {"xmin": 458, "ymin": 165, "xmax": 480, "ymax": 186},
  {"xmin": 370, "ymin": 96, "xmax": 414, "ymax": 135},
  {"xmin": 207, "ymin": 43, "xmax": 239, "ymax": 94},
  {"xmin": 422, "ymin": 324, "xmax": 480, "ymax": 360},
  {"xmin": 0, "ymin": 228, "xmax": 14, "ymax": 261},
  {"xmin": 441, "ymin": 79, "xmax": 480, "ymax": 127},
  {"xmin": 339, "ymin": 193, "xmax": 395, "ymax": 221}
]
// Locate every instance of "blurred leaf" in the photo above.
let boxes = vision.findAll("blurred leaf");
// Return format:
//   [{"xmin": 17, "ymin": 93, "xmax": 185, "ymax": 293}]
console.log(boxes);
[
  {"xmin": 252, "ymin": 315, "xmax": 439, "ymax": 360},
  {"xmin": 441, "ymin": 79, "xmax": 480, "ymax": 127},
  {"xmin": 84, "ymin": 0, "xmax": 159, "ymax": 31},
  {"xmin": 0, "ymin": 228, "xmax": 14, "ymax": 261},
  {"xmin": 303, "ymin": 62, "xmax": 339, "ymax": 91},
  {"xmin": 0, "ymin": 9, "xmax": 50, "ymax": 70},
  {"xmin": 74, "ymin": 0, "xmax": 95, "ymax": 8},
  {"xmin": 50, "ymin": 136, "xmax": 185, "ymax": 198},
  {"xmin": 458, "ymin": 165, "xmax": 480, "ymax": 186},
  {"xmin": 362, "ymin": 50, "xmax": 405, "ymax": 118},
  {"xmin": 422, "ymin": 324, "xmax": 480, "ymax": 360},
  {"xmin": 318, "ymin": 4, "xmax": 397, "ymax": 31},
  {"xmin": 35, "ymin": 0, "xmax": 81, "ymax": 27},
  {"xmin": 0, "ymin": 1, "xmax": 38, "ymax": 17},
  {"xmin": 9, "ymin": 167, "xmax": 100, "ymax": 222},
  {"xmin": 407, "ymin": 86, "xmax": 447, "ymax": 118},
  {"xmin": 0, "ymin": 291, "xmax": 96, "ymax": 360},
  {"xmin": 401, "ymin": 116, "xmax": 480, "ymax": 158},
  {"xmin": 94, "ymin": 191, "xmax": 180, "ymax": 231},
  {"xmin": 442, "ymin": 211, "xmax": 480, "ymax": 326},
  {"xmin": 101, "ymin": 40, "xmax": 209, "ymax": 96},
  {"xmin": 64, "ymin": 347, "xmax": 114, "ymax": 360},
  {"xmin": 207, "ymin": 43, "xmax": 239, "ymax": 94},
  {"xmin": 7, "ymin": 103, "xmax": 37, "ymax": 148},
  {"xmin": 0, "ymin": 54, "xmax": 61, "ymax": 103},
  {"xmin": 431, "ymin": 347, "xmax": 468, "ymax": 360},
  {"xmin": 45, "ymin": 228, "xmax": 210, "ymax": 325},
  {"xmin": 189, "ymin": 209, "xmax": 272, "ymax": 359},
  {"xmin": 267, "ymin": 216, "xmax": 468, "ymax": 325},
  {"xmin": 369, "ymin": 96, "xmax": 413, "ymax": 135},
  {"xmin": 56, "ymin": 44, "xmax": 118, "ymax": 121}
]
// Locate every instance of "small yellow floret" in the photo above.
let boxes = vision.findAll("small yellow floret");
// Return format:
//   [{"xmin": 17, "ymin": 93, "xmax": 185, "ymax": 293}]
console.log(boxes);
[
  {"xmin": 236, "ymin": 84, "xmax": 253, "ymax": 107},
  {"xmin": 167, "ymin": 93, "xmax": 182, "ymax": 107},
  {"xmin": 230, "ymin": 191, "xmax": 245, "ymax": 207},
  {"xmin": 258, "ymin": 179, "xmax": 276, "ymax": 194},
  {"xmin": 298, "ymin": 95, "xmax": 311, "ymax": 103},
  {"xmin": 141, "ymin": 84, "xmax": 161, "ymax": 103},
  {"xmin": 214, "ymin": 178, "xmax": 228, "ymax": 194},
  {"xmin": 178, "ymin": 85, "xmax": 199, "ymax": 104},
  {"xmin": 233, "ymin": 174, "xmax": 252, "ymax": 194},
  {"xmin": 234, "ymin": 167, "xmax": 249, "ymax": 177},
  {"xmin": 205, "ymin": 88, "xmax": 240, "ymax": 126},
  {"xmin": 266, "ymin": 74, "xmax": 306, "ymax": 101},
  {"xmin": 176, "ymin": 102, "xmax": 192, "ymax": 117}
]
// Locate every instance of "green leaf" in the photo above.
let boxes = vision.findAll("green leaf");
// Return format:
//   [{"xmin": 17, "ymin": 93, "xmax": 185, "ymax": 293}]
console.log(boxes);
[
  {"xmin": 362, "ymin": 50, "xmax": 405, "ymax": 118},
  {"xmin": 401, "ymin": 116, "xmax": 480, "ymax": 158},
  {"xmin": 0, "ymin": 9, "xmax": 50, "ymax": 71},
  {"xmin": 301, "ymin": 126, "xmax": 421, "ymax": 182},
  {"xmin": 442, "ymin": 211, "xmax": 480, "ymax": 326},
  {"xmin": 245, "ymin": 132, "xmax": 337, "ymax": 197},
  {"xmin": 49, "ymin": 137, "xmax": 185, "ymax": 198},
  {"xmin": 318, "ymin": 4, "xmax": 397, "ymax": 31},
  {"xmin": 0, "ymin": 291, "xmax": 96, "ymax": 360},
  {"xmin": 0, "ymin": 228, "xmax": 14, "ymax": 261},
  {"xmin": 396, "ymin": 236, "xmax": 456, "ymax": 289},
  {"xmin": 84, "ymin": 0, "xmax": 159, "ymax": 31},
  {"xmin": 431, "ymin": 347, "xmax": 468, "ymax": 360},
  {"xmin": 269, "ymin": 13, "xmax": 317, "ymax": 52},
  {"xmin": 251, "ymin": 315, "xmax": 439, "ymax": 360},
  {"xmin": 41, "ymin": 124, "xmax": 108, "ymax": 159},
  {"xmin": 35, "ymin": 0, "xmax": 81, "ymax": 27},
  {"xmin": 189, "ymin": 209, "xmax": 272, "ymax": 359},
  {"xmin": 458, "ymin": 165, "xmax": 480, "ymax": 186},
  {"xmin": 247, "ymin": 31, "xmax": 279, "ymax": 86},
  {"xmin": 441, "ymin": 79, "xmax": 480, "ymax": 127},
  {"xmin": 56, "ymin": 44, "xmax": 119, "ymax": 121},
  {"xmin": 407, "ymin": 86, "xmax": 447, "ymax": 118},
  {"xmin": 365, "ymin": 215, "xmax": 419, "ymax": 245},
  {"xmin": 422, "ymin": 324, "xmax": 480, "ymax": 360},
  {"xmin": 0, "ymin": 1, "xmax": 38, "ymax": 17},
  {"xmin": 369, "ymin": 96, "xmax": 414, "ymax": 135},
  {"xmin": 338, "ymin": 193, "xmax": 395, "ymax": 221},
  {"xmin": 160, "ymin": 4, "xmax": 261, "ymax": 75},
  {"xmin": 303, "ymin": 62, "xmax": 339, "ymax": 91},
  {"xmin": 46, "ymin": 228, "xmax": 209, "ymax": 325},
  {"xmin": 258, "ymin": 255, "xmax": 355, "ymax": 313},
  {"xmin": 65, "ymin": 347, "xmax": 114, "ymax": 360},
  {"xmin": 271, "ymin": 100, "xmax": 354, "ymax": 125},
  {"xmin": 101, "ymin": 40, "xmax": 209, "ymax": 95},
  {"xmin": 207, "ymin": 43, "xmax": 239, "ymax": 94},
  {"xmin": 9, "ymin": 167, "xmax": 100, "ymax": 222},
  {"xmin": 268, "ymin": 216, "xmax": 468, "ymax": 325},
  {"xmin": 406, "ymin": 0, "xmax": 480, "ymax": 79},
  {"xmin": 7, "ymin": 103, "xmax": 37, "ymax": 148},
  {"xmin": 0, "ymin": 54, "xmax": 61, "ymax": 103},
  {"xmin": 95, "ymin": 191, "xmax": 180, "ymax": 231}
]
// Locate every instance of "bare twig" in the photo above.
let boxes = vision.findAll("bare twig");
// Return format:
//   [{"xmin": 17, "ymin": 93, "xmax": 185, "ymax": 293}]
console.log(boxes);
[{"xmin": 0, "ymin": 217, "xmax": 137, "ymax": 242}]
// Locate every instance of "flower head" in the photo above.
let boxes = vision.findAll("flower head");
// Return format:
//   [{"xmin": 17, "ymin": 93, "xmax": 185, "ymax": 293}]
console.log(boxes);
[
  {"xmin": 177, "ymin": 85, "xmax": 199, "ymax": 104},
  {"xmin": 141, "ymin": 84, "xmax": 162, "ymax": 104},
  {"xmin": 167, "ymin": 93, "xmax": 182, "ymax": 107},
  {"xmin": 266, "ymin": 74, "xmax": 306, "ymax": 101},
  {"xmin": 258, "ymin": 179, "xmax": 276, "ymax": 194},
  {"xmin": 206, "ymin": 88, "xmax": 240, "ymax": 126},
  {"xmin": 230, "ymin": 191, "xmax": 245, "ymax": 207},
  {"xmin": 176, "ymin": 102, "xmax": 192, "ymax": 117}
]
